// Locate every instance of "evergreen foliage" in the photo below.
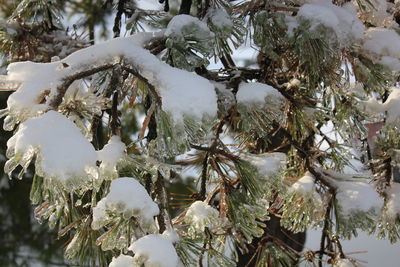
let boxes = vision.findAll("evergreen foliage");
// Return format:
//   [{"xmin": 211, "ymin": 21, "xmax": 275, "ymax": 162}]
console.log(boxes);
[{"xmin": 0, "ymin": 0, "xmax": 400, "ymax": 266}]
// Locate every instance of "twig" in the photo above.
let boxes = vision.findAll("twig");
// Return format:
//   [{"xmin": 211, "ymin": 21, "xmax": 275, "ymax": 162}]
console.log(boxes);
[
  {"xmin": 113, "ymin": 0, "xmax": 127, "ymax": 38},
  {"xmin": 110, "ymin": 91, "xmax": 120, "ymax": 136},
  {"xmin": 318, "ymin": 194, "xmax": 333, "ymax": 267},
  {"xmin": 121, "ymin": 66, "xmax": 162, "ymax": 106},
  {"xmin": 179, "ymin": 0, "xmax": 192, "ymax": 14},
  {"xmin": 139, "ymin": 102, "xmax": 156, "ymax": 140},
  {"xmin": 190, "ymin": 143, "xmax": 240, "ymax": 162},
  {"xmin": 49, "ymin": 63, "xmax": 115, "ymax": 109},
  {"xmin": 155, "ymin": 171, "xmax": 171, "ymax": 233}
]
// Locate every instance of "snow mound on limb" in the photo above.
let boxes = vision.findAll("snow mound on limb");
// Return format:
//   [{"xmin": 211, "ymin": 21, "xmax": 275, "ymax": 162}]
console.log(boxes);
[
  {"xmin": 92, "ymin": 177, "xmax": 159, "ymax": 230},
  {"xmin": 129, "ymin": 234, "xmax": 180, "ymax": 267},
  {"xmin": 5, "ymin": 110, "xmax": 97, "ymax": 186},
  {"xmin": 4, "ymin": 31, "xmax": 217, "ymax": 129}
]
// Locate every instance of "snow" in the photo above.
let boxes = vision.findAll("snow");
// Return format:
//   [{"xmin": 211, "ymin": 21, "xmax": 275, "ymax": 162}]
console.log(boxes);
[
  {"xmin": 379, "ymin": 56, "xmax": 400, "ymax": 72},
  {"xmin": 378, "ymin": 87, "xmax": 400, "ymax": 123},
  {"xmin": 363, "ymin": 86, "xmax": 400, "ymax": 124},
  {"xmin": 243, "ymin": 152, "xmax": 286, "ymax": 177},
  {"xmin": 295, "ymin": 0, "xmax": 364, "ymax": 46},
  {"xmin": 92, "ymin": 177, "xmax": 159, "ymax": 229},
  {"xmin": 154, "ymin": 66, "xmax": 217, "ymax": 122},
  {"xmin": 6, "ymin": 110, "xmax": 97, "ymax": 183},
  {"xmin": 363, "ymin": 28, "xmax": 400, "ymax": 58},
  {"xmin": 385, "ymin": 183, "xmax": 400, "ymax": 221},
  {"xmin": 236, "ymin": 82, "xmax": 284, "ymax": 107},
  {"xmin": 97, "ymin": 136, "xmax": 126, "ymax": 178},
  {"xmin": 185, "ymin": 201, "xmax": 219, "ymax": 234},
  {"xmin": 4, "ymin": 31, "xmax": 217, "ymax": 127},
  {"xmin": 129, "ymin": 234, "xmax": 180, "ymax": 267},
  {"xmin": 109, "ymin": 254, "xmax": 134, "ymax": 267},
  {"xmin": 206, "ymin": 8, "xmax": 233, "ymax": 29},
  {"xmin": 165, "ymin": 14, "xmax": 212, "ymax": 37},
  {"xmin": 290, "ymin": 171, "xmax": 316, "ymax": 194},
  {"xmin": 335, "ymin": 180, "xmax": 383, "ymax": 217}
]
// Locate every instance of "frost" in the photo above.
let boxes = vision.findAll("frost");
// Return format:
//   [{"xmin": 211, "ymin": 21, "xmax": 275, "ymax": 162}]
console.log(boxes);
[
  {"xmin": 129, "ymin": 234, "xmax": 180, "ymax": 267},
  {"xmin": 236, "ymin": 82, "xmax": 284, "ymax": 107},
  {"xmin": 185, "ymin": 201, "xmax": 219, "ymax": 236},
  {"xmin": 92, "ymin": 177, "xmax": 159, "ymax": 230},
  {"xmin": 5, "ymin": 111, "xmax": 97, "ymax": 185},
  {"xmin": 335, "ymin": 180, "xmax": 383, "ymax": 217},
  {"xmin": 97, "ymin": 136, "xmax": 126, "ymax": 179},
  {"xmin": 4, "ymin": 31, "xmax": 217, "ymax": 128},
  {"xmin": 109, "ymin": 254, "xmax": 134, "ymax": 267}
]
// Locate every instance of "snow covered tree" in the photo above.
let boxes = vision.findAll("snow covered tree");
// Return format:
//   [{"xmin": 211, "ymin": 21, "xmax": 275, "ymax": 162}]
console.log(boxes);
[{"xmin": 1, "ymin": 0, "xmax": 400, "ymax": 266}]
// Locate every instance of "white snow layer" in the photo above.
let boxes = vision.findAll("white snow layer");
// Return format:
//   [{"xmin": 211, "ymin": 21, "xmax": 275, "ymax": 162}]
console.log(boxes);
[
  {"xmin": 185, "ymin": 201, "xmax": 219, "ymax": 234},
  {"xmin": 109, "ymin": 254, "xmax": 134, "ymax": 267},
  {"xmin": 5, "ymin": 31, "xmax": 217, "ymax": 127},
  {"xmin": 385, "ymin": 183, "xmax": 400, "ymax": 221},
  {"xmin": 290, "ymin": 171, "xmax": 316, "ymax": 194},
  {"xmin": 92, "ymin": 177, "xmax": 159, "ymax": 229},
  {"xmin": 236, "ymin": 82, "xmax": 284, "ymax": 106},
  {"xmin": 295, "ymin": 0, "xmax": 364, "ymax": 46},
  {"xmin": 129, "ymin": 234, "xmax": 180, "ymax": 267},
  {"xmin": 165, "ymin": 14, "xmax": 212, "ymax": 37},
  {"xmin": 335, "ymin": 180, "xmax": 383, "ymax": 217},
  {"xmin": 363, "ymin": 86, "xmax": 400, "ymax": 123},
  {"xmin": 6, "ymin": 110, "xmax": 97, "ymax": 182},
  {"xmin": 363, "ymin": 27, "xmax": 400, "ymax": 57},
  {"xmin": 362, "ymin": 27, "xmax": 400, "ymax": 72},
  {"xmin": 97, "ymin": 136, "xmax": 126, "ymax": 177},
  {"xmin": 206, "ymin": 8, "xmax": 233, "ymax": 29},
  {"xmin": 243, "ymin": 152, "xmax": 286, "ymax": 177}
]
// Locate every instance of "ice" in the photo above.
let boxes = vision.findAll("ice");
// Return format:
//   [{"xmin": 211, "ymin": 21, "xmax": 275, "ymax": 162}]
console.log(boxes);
[{"xmin": 185, "ymin": 201, "xmax": 219, "ymax": 235}]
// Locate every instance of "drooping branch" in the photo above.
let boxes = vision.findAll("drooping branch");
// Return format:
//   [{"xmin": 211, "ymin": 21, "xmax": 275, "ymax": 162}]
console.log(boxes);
[{"xmin": 48, "ymin": 63, "xmax": 116, "ymax": 109}]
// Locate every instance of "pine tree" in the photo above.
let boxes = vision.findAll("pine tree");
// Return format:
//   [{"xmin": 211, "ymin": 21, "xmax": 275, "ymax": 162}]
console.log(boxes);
[{"xmin": 1, "ymin": 0, "xmax": 400, "ymax": 266}]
